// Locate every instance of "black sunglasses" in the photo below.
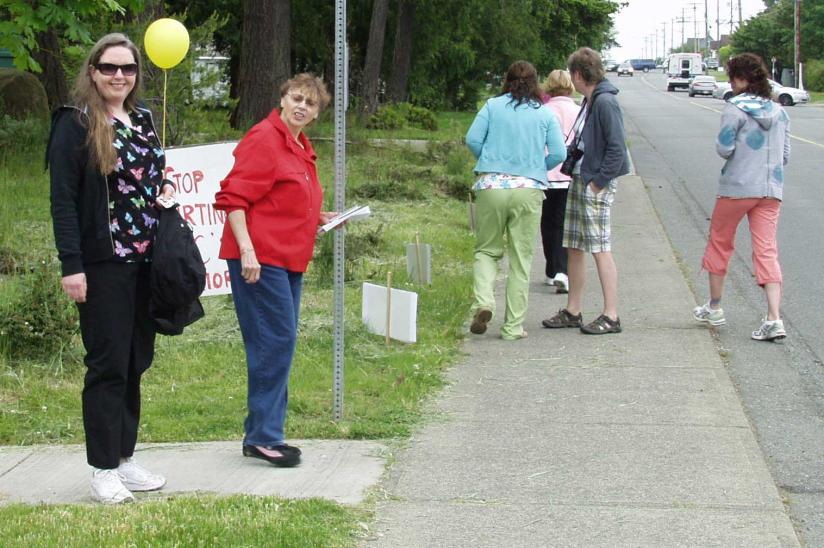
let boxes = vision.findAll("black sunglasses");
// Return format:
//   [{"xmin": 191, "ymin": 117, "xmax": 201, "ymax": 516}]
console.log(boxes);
[{"xmin": 95, "ymin": 63, "xmax": 139, "ymax": 76}]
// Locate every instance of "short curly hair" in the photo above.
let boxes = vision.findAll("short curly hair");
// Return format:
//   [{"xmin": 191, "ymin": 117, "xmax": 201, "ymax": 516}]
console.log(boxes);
[
  {"xmin": 279, "ymin": 73, "xmax": 331, "ymax": 111},
  {"xmin": 726, "ymin": 53, "xmax": 772, "ymax": 99}
]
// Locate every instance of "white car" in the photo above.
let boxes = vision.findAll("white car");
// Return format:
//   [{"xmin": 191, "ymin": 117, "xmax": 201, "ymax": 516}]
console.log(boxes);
[
  {"xmin": 688, "ymin": 75, "xmax": 716, "ymax": 97},
  {"xmin": 617, "ymin": 62, "xmax": 634, "ymax": 77},
  {"xmin": 713, "ymin": 79, "xmax": 810, "ymax": 106}
]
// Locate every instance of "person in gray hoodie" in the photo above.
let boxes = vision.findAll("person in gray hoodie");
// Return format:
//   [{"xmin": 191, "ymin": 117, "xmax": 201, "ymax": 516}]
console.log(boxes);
[
  {"xmin": 692, "ymin": 53, "xmax": 790, "ymax": 341},
  {"xmin": 542, "ymin": 47, "xmax": 629, "ymax": 335}
]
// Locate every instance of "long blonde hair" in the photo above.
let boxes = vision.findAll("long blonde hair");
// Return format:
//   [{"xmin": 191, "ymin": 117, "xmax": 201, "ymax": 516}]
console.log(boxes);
[{"xmin": 72, "ymin": 33, "xmax": 143, "ymax": 174}]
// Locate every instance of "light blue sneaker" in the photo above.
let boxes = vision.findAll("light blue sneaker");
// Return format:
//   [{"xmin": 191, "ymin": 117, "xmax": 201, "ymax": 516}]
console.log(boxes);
[{"xmin": 693, "ymin": 302, "xmax": 726, "ymax": 326}]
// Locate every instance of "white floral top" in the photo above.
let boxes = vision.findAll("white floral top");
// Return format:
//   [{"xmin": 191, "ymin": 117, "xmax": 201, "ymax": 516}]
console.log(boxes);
[{"xmin": 472, "ymin": 172, "xmax": 546, "ymax": 191}]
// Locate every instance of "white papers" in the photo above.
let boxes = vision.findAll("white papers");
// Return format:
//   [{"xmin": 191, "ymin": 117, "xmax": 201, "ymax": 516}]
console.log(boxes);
[
  {"xmin": 362, "ymin": 282, "xmax": 418, "ymax": 343},
  {"xmin": 319, "ymin": 204, "xmax": 371, "ymax": 233}
]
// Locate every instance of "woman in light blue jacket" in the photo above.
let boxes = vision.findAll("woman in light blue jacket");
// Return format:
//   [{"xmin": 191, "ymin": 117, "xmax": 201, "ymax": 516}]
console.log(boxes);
[{"xmin": 466, "ymin": 60, "xmax": 566, "ymax": 340}]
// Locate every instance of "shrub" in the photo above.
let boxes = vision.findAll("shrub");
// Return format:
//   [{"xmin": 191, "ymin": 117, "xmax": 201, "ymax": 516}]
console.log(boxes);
[
  {"xmin": 366, "ymin": 103, "xmax": 438, "ymax": 131},
  {"xmin": 803, "ymin": 59, "xmax": 824, "ymax": 92},
  {"xmin": 365, "ymin": 105, "xmax": 406, "ymax": 130},
  {"xmin": 0, "ymin": 68, "xmax": 48, "ymax": 121},
  {"xmin": 398, "ymin": 103, "xmax": 438, "ymax": 131},
  {"xmin": 0, "ymin": 259, "xmax": 79, "ymax": 361}
]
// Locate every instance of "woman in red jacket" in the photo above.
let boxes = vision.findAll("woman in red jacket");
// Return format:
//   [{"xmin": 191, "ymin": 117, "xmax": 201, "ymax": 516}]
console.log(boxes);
[{"xmin": 214, "ymin": 74, "xmax": 333, "ymax": 466}]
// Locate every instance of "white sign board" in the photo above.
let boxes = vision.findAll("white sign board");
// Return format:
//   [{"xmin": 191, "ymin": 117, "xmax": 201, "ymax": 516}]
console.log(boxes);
[
  {"xmin": 361, "ymin": 282, "xmax": 418, "ymax": 343},
  {"xmin": 165, "ymin": 142, "xmax": 238, "ymax": 296}
]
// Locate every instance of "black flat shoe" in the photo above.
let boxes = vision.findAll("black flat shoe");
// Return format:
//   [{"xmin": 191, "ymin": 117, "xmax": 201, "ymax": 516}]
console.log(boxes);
[{"xmin": 242, "ymin": 443, "xmax": 302, "ymax": 467}]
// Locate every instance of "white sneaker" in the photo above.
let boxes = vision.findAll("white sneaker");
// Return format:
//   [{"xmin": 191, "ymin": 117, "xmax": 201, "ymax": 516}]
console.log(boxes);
[
  {"xmin": 544, "ymin": 276, "xmax": 555, "ymax": 286},
  {"xmin": 693, "ymin": 302, "xmax": 726, "ymax": 326},
  {"xmin": 553, "ymin": 273, "xmax": 569, "ymax": 294},
  {"xmin": 117, "ymin": 457, "xmax": 166, "ymax": 492},
  {"xmin": 91, "ymin": 467, "xmax": 135, "ymax": 504},
  {"xmin": 751, "ymin": 318, "xmax": 786, "ymax": 341}
]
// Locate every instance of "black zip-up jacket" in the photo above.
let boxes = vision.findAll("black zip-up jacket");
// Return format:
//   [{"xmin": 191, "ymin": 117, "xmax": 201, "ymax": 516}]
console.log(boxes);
[{"xmin": 46, "ymin": 105, "xmax": 169, "ymax": 276}]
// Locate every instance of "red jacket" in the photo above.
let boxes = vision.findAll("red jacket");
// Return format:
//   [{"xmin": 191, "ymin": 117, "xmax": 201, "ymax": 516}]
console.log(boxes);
[{"xmin": 214, "ymin": 109, "xmax": 323, "ymax": 273}]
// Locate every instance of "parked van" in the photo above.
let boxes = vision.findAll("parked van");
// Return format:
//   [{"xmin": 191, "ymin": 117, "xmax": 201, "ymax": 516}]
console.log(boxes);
[{"xmin": 667, "ymin": 53, "xmax": 704, "ymax": 91}]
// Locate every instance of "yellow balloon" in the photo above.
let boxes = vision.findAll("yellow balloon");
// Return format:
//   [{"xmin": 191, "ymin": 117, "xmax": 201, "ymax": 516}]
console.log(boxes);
[{"xmin": 144, "ymin": 18, "xmax": 190, "ymax": 69}]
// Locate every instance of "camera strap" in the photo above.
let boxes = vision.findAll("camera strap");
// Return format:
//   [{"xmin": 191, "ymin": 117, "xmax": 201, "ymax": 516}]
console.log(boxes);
[{"xmin": 567, "ymin": 95, "xmax": 596, "ymax": 148}]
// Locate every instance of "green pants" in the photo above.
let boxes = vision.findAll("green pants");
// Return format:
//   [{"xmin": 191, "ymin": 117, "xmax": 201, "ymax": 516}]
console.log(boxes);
[{"xmin": 472, "ymin": 188, "xmax": 544, "ymax": 339}]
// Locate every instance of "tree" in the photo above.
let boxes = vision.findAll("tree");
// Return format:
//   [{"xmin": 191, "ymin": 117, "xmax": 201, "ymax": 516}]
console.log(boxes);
[
  {"xmin": 231, "ymin": 0, "xmax": 290, "ymax": 129},
  {"xmin": 387, "ymin": 0, "xmax": 415, "ymax": 103},
  {"xmin": 0, "ymin": 0, "xmax": 145, "ymax": 108},
  {"xmin": 360, "ymin": 0, "xmax": 390, "ymax": 115},
  {"xmin": 730, "ymin": 1, "xmax": 793, "ymax": 66},
  {"xmin": 32, "ymin": 29, "xmax": 69, "ymax": 109}
]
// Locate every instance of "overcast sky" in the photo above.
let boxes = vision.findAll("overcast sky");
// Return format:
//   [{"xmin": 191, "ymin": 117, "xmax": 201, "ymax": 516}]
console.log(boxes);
[{"xmin": 607, "ymin": 0, "xmax": 767, "ymax": 61}]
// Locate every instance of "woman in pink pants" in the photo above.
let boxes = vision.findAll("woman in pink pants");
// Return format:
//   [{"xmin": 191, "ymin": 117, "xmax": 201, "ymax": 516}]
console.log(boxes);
[{"xmin": 692, "ymin": 53, "xmax": 790, "ymax": 341}]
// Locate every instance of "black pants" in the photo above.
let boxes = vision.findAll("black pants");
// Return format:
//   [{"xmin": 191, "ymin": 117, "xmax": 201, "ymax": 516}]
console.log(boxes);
[
  {"xmin": 77, "ymin": 261, "xmax": 155, "ymax": 469},
  {"xmin": 540, "ymin": 188, "xmax": 569, "ymax": 278}
]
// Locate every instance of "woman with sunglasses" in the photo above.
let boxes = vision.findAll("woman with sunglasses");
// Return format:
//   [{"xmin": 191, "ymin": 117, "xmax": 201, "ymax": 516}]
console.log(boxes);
[
  {"xmin": 214, "ymin": 74, "xmax": 334, "ymax": 467},
  {"xmin": 47, "ymin": 33, "xmax": 174, "ymax": 504}
]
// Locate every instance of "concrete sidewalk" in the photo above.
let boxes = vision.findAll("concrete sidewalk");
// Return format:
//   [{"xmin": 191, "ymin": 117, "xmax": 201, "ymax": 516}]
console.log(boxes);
[
  {"xmin": 365, "ymin": 176, "xmax": 800, "ymax": 546},
  {"xmin": 0, "ymin": 440, "xmax": 386, "ymax": 505}
]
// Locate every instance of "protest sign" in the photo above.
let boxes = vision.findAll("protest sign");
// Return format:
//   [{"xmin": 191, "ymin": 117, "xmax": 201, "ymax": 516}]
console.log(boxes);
[{"xmin": 165, "ymin": 142, "xmax": 237, "ymax": 296}]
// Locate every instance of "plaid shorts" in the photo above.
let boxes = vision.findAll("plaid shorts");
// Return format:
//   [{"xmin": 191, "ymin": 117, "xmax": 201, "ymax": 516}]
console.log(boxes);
[{"xmin": 562, "ymin": 175, "xmax": 617, "ymax": 253}]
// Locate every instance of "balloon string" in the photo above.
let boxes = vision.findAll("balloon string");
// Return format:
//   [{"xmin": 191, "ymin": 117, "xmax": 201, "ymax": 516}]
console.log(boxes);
[{"xmin": 162, "ymin": 69, "xmax": 167, "ymax": 148}]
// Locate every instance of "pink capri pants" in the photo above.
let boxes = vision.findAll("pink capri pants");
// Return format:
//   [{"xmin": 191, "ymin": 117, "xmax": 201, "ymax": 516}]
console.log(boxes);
[{"xmin": 701, "ymin": 197, "xmax": 782, "ymax": 286}]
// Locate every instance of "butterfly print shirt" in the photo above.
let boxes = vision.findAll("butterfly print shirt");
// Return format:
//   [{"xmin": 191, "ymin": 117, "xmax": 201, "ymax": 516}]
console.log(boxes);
[{"xmin": 107, "ymin": 110, "xmax": 165, "ymax": 262}]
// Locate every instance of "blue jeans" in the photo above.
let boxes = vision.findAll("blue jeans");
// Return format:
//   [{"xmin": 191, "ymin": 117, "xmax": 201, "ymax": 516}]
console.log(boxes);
[{"xmin": 227, "ymin": 260, "xmax": 302, "ymax": 446}]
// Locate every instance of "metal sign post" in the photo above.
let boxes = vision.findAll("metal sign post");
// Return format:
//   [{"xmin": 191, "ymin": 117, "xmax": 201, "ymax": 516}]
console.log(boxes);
[{"xmin": 332, "ymin": 0, "xmax": 347, "ymax": 421}]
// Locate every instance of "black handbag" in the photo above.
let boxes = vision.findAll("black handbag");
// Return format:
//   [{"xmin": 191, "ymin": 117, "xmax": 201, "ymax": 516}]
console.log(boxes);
[{"xmin": 149, "ymin": 206, "xmax": 206, "ymax": 335}]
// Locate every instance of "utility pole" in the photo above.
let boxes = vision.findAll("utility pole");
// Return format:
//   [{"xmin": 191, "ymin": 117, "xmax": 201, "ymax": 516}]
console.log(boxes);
[
  {"xmin": 689, "ymin": 3, "xmax": 700, "ymax": 53},
  {"xmin": 704, "ymin": 0, "xmax": 710, "ymax": 58},
  {"xmin": 654, "ymin": 30, "xmax": 658, "ymax": 60},
  {"xmin": 671, "ymin": 18, "xmax": 675, "ymax": 51},
  {"xmin": 738, "ymin": 0, "xmax": 742, "ymax": 26},
  {"xmin": 794, "ymin": 0, "xmax": 801, "ymax": 87},
  {"xmin": 662, "ymin": 22, "xmax": 667, "ymax": 57},
  {"xmin": 681, "ymin": 7, "xmax": 686, "ymax": 52},
  {"xmin": 730, "ymin": 0, "xmax": 734, "ymax": 35},
  {"xmin": 716, "ymin": 0, "xmax": 720, "ymax": 53}
]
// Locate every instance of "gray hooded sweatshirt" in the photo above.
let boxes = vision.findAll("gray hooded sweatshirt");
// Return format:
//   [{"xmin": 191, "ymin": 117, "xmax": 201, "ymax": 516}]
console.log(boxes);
[{"xmin": 716, "ymin": 93, "xmax": 790, "ymax": 200}]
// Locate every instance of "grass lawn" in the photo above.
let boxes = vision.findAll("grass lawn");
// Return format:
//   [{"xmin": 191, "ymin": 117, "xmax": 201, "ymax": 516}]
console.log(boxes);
[
  {"xmin": 0, "ymin": 110, "xmax": 477, "ymax": 545},
  {"xmin": 809, "ymin": 91, "xmax": 824, "ymax": 103}
]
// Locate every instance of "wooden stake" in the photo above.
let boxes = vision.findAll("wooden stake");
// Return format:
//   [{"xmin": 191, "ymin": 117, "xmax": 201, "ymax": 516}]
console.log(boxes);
[
  {"xmin": 385, "ymin": 271, "xmax": 393, "ymax": 346},
  {"xmin": 468, "ymin": 192, "xmax": 476, "ymax": 233},
  {"xmin": 414, "ymin": 232, "xmax": 424, "ymax": 285}
]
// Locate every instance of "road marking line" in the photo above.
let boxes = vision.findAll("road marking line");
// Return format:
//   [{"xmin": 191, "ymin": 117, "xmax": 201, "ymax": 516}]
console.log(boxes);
[
  {"xmin": 638, "ymin": 74, "xmax": 824, "ymax": 148},
  {"xmin": 689, "ymin": 101, "xmax": 722, "ymax": 114},
  {"xmin": 790, "ymin": 134, "xmax": 824, "ymax": 148}
]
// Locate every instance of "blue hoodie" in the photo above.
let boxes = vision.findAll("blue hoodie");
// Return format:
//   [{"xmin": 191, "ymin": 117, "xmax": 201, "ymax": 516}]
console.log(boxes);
[
  {"xmin": 465, "ymin": 93, "xmax": 566, "ymax": 184},
  {"xmin": 716, "ymin": 94, "xmax": 790, "ymax": 200}
]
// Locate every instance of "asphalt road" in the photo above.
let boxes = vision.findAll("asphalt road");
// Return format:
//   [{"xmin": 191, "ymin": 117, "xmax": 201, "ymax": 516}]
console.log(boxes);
[{"xmin": 612, "ymin": 71, "xmax": 824, "ymax": 546}]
